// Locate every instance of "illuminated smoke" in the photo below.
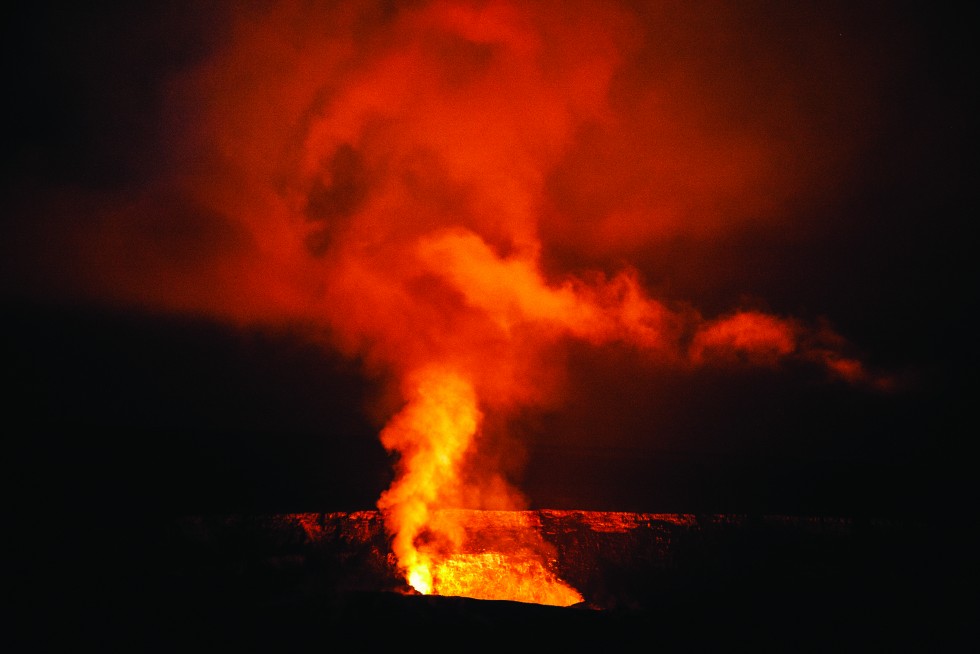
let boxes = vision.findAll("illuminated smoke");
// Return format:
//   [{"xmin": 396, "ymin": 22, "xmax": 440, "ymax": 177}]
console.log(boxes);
[{"xmin": 8, "ymin": 1, "xmax": 899, "ymax": 599}]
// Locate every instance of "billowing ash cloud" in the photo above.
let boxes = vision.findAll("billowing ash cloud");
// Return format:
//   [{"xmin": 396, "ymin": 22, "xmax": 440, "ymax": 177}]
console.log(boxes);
[{"xmin": 2, "ymin": 1, "xmax": 906, "ymax": 587}]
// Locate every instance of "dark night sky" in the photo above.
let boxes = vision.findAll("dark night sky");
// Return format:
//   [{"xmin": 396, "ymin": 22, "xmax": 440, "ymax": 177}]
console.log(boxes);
[{"xmin": 2, "ymin": 1, "xmax": 975, "ymax": 525}]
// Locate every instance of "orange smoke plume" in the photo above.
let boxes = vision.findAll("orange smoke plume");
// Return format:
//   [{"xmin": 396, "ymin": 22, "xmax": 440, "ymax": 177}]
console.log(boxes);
[{"xmin": 7, "ymin": 1, "xmax": 900, "ymax": 602}]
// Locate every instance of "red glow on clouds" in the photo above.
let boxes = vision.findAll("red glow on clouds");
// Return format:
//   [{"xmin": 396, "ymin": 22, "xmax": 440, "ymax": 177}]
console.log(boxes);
[
  {"xmin": 690, "ymin": 311, "xmax": 799, "ymax": 367},
  {"xmin": 4, "ymin": 0, "xmax": 905, "ymax": 601}
]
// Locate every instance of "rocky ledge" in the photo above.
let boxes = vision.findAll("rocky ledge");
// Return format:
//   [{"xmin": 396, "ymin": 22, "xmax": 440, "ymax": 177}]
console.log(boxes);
[{"xmin": 17, "ymin": 510, "xmax": 972, "ymax": 650}]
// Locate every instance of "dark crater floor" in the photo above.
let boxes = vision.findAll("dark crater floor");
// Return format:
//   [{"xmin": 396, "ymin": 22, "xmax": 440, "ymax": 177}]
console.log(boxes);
[{"xmin": 13, "ymin": 510, "xmax": 974, "ymax": 651}]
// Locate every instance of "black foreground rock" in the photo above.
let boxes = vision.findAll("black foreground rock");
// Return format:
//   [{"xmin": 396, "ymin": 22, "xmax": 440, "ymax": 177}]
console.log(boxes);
[{"xmin": 16, "ymin": 510, "xmax": 974, "ymax": 651}]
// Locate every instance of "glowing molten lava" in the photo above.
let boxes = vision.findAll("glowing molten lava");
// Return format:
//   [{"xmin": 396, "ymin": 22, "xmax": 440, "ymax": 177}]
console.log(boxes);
[
  {"xmin": 427, "ymin": 550, "xmax": 581, "ymax": 605},
  {"xmin": 377, "ymin": 367, "xmax": 582, "ymax": 605}
]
